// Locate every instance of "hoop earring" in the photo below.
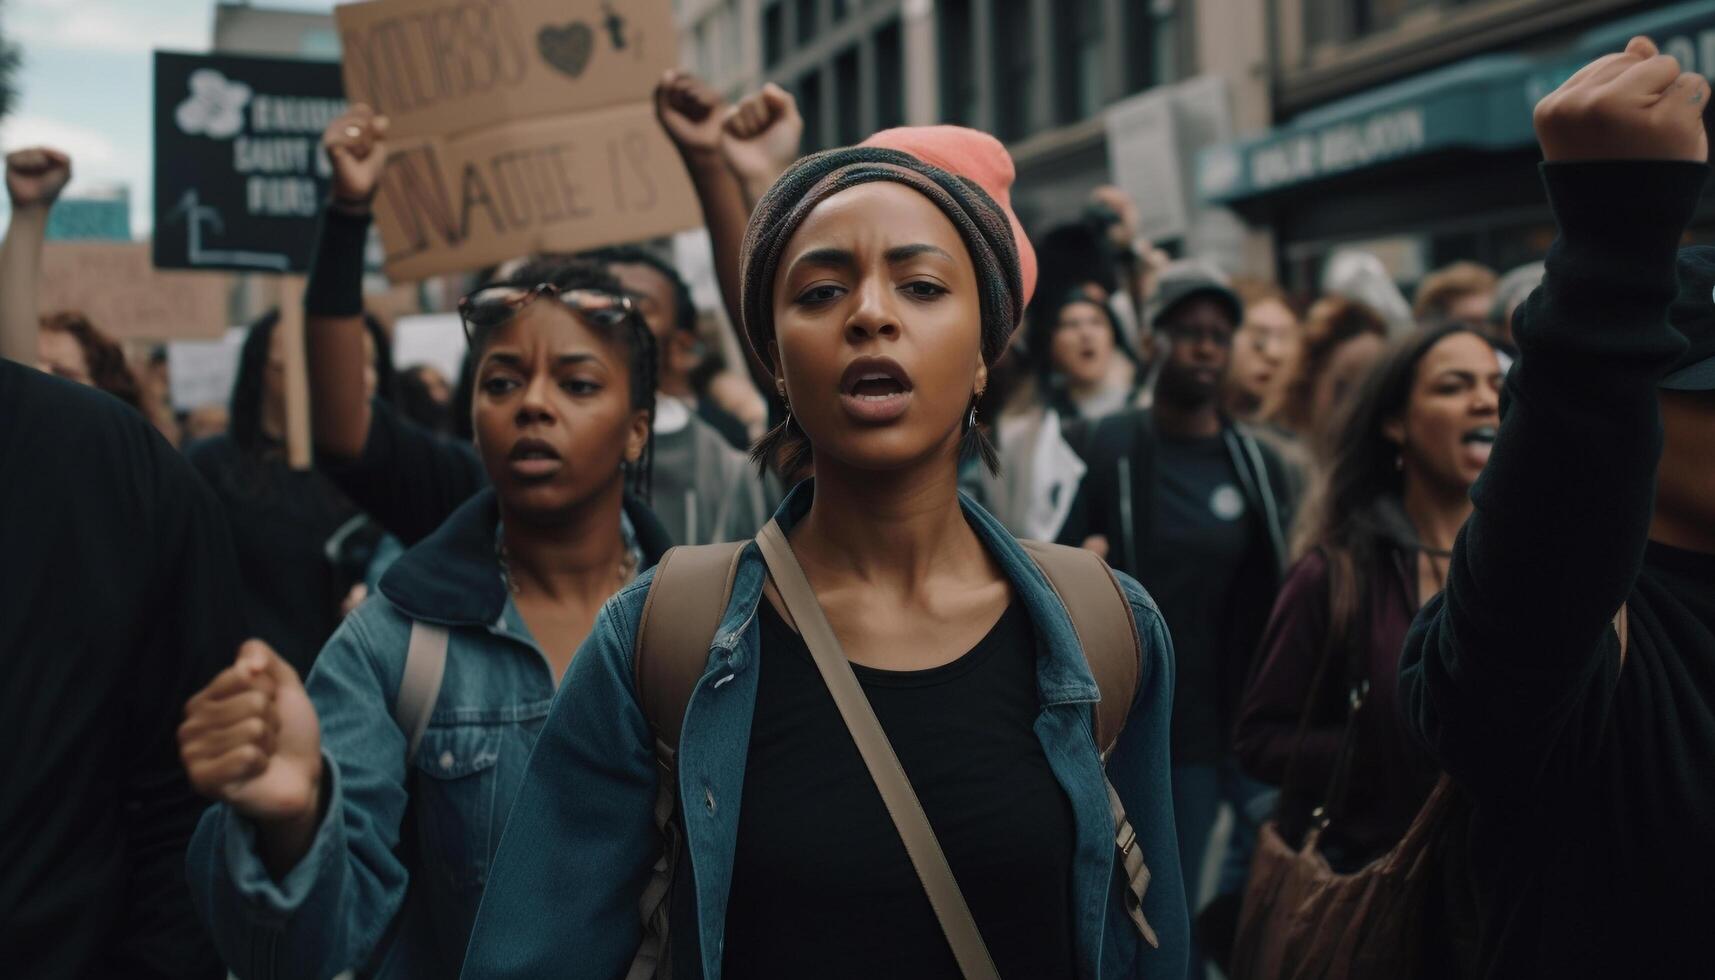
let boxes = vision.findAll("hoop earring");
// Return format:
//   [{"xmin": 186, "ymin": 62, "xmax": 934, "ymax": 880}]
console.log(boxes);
[{"xmin": 967, "ymin": 403, "xmax": 978, "ymax": 431}]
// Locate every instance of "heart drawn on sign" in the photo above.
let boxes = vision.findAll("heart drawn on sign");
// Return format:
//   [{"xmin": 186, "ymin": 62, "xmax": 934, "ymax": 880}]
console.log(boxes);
[{"xmin": 538, "ymin": 22, "xmax": 596, "ymax": 78}]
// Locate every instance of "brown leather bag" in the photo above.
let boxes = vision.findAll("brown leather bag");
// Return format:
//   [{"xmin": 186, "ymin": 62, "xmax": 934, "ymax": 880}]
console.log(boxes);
[{"xmin": 1228, "ymin": 606, "xmax": 1628, "ymax": 980}]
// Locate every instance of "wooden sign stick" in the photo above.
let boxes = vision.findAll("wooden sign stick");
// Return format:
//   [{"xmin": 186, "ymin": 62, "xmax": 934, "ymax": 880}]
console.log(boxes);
[{"xmin": 275, "ymin": 274, "xmax": 313, "ymax": 470}]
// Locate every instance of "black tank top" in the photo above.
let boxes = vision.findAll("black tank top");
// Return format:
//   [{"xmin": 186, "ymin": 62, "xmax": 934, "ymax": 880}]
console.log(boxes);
[{"xmin": 721, "ymin": 599, "xmax": 1078, "ymax": 979}]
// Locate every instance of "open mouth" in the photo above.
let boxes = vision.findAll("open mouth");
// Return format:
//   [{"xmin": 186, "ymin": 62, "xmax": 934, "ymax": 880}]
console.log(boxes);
[
  {"xmin": 508, "ymin": 436, "xmax": 564, "ymax": 480},
  {"xmin": 839, "ymin": 356, "xmax": 915, "ymax": 424},
  {"xmin": 1460, "ymin": 425, "xmax": 1496, "ymax": 465}
]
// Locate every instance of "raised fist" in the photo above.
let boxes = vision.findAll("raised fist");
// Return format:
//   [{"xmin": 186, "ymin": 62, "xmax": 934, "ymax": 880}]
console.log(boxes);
[
  {"xmin": 655, "ymin": 69, "xmax": 728, "ymax": 159},
  {"xmin": 721, "ymin": 83, "xmax": 804, "ymax": 199},
  {"xmin": 6, "ymin": 147, "xmax": 72, "ymax": 210},
  {"xmin": 321, "ymin": 103, "xmax": 390, "ymax": 204},
  {"xmin": 1534, "ymin": 35, "xmax": 1709, "ymax": 164},
  {"xmin": 180, "ymin": 640, "xmax": 323, "ymax": 826}
]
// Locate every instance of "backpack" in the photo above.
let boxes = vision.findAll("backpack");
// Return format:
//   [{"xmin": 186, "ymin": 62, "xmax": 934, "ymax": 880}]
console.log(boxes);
[{"xmin": 624, "ymin": 537, "xmax": 1160, "ymax": 979}]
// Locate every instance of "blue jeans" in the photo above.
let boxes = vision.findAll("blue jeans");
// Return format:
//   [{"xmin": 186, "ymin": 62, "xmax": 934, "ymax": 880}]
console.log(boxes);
[{"xmin": 1173, "ymin": 760, "xmax": 1277, "ymax": 979}]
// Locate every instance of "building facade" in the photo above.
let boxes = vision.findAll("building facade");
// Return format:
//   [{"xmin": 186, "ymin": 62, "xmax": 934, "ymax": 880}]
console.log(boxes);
[
  {"xmin": 211, "ymin": 2, "xmax": 339, "ymax": 61},
  {"xmin": 678, "ymin": 0, "xmax": 765, "ymax": 100},
  {"xmin": 750, "ymin": 0, "xmax": 1275, "ymax": 270},
  {"xmin": 1202, "ymin": 0, "xmax": 1715, "ymax": 291}
]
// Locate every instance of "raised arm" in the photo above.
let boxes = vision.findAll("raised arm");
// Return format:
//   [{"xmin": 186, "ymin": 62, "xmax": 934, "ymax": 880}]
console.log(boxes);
[
  {"xmin": 1399, "ymin": 37, "xmax": 1709, "ymax": 799},
  {"xmin": 656, "ymin": 73, "xmax": 800, "ymax": 395},
  {"xmin": 0, "ymin": 148, "xmax": 71, "ymax": 365},
  {"xmin": 306, "ymin": 105, "xmax": 389, "ymax": 459}
]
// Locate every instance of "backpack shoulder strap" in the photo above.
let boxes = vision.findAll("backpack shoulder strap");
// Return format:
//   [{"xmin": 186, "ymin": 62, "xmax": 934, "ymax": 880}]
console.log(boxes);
[
  {"xmin": 1019, "ymin": 540, "xmax": 1141, "ymax": 756},
  {"xmin": 1019, "ymin": 538, "xmax": 1159, "ymax": 948},
  {"xmin": 397, "ymin": 621, "xmax": 449, "ymax": 760},
  {"xmin": 635, "ymin": 541, "xmax": 749, "ymax": 759}
]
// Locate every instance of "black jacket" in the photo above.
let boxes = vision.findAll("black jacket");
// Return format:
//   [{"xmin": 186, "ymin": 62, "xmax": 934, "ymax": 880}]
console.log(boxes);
[
  {"xmin": 1399, "ymin": 162, "xmax": 1715, "ymax": 979},
  {"xmin": 1, "ymin": 362, "xmax": 245, "ymax": 978},
  {"xmin": 1058, "ymin": 409, "xmax": 1295, "ymax": 739}
]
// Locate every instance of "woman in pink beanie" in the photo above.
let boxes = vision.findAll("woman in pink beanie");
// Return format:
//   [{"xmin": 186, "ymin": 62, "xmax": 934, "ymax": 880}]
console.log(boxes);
[{"xmin": 464, "ymin": 129, "xmax": 1187, "ymax": 980}]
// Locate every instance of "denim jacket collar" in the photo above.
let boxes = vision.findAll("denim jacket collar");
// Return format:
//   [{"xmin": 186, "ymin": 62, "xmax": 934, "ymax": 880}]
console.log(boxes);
[
  {"xmin": 379, "ymin": 488, "xmax": 674, "ymax": 627},
  {"xmin": 709, "ymin": 478, "xmax": 1103, "ymax": 707}
]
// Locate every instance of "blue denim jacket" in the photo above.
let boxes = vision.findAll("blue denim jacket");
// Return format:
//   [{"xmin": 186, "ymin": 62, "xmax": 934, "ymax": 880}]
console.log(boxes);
[
  {"xmin": 462, "ymin": 482, "xmax": 1189, "ymax": 979},
  {"xmin": 185, "ymin": 489, "xmax": 671, "ymax": 980}
]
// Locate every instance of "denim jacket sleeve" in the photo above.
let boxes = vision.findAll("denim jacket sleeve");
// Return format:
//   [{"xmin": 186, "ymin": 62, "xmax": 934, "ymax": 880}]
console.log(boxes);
[
  {"xmin": 1105, "ymin": 573, "xmax": 1191, "ymax": 978},
  {"xmin": 185, "ymin": 602, "xmax": 413, "ymax": 980},
  {"xmin": 460, "ymin": 582, "xmax": 659, "ymax": 979}
]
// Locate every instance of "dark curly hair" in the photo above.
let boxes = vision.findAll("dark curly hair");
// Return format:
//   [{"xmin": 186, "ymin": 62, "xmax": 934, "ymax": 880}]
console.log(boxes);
[
  {"xmin": 465, "ymin": 257, "xmax": 659, "ymax": 499},
  {"xmin": 39, "ymin": 312, "xmax": 141, "ymax": 410}
]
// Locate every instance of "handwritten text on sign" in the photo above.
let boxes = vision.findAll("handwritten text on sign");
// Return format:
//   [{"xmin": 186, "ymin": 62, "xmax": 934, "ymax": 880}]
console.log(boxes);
[
  {"xmin": 335, "ymin": 0, "xmax": 677, "ymax": 141},
  {"xmin": 373, "ymin": 102, "xmax": 699, "ymax": 281}
]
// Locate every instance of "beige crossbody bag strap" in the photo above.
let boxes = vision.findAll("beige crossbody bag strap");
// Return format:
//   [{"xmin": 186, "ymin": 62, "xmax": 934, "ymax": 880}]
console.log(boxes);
[{"xmin": 756, "ymin": 519, "xmax": 1002, "ymax": 980}]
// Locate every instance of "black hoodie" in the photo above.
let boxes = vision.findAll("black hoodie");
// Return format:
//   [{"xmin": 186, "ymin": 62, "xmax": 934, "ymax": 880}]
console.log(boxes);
[{"xmin": 1398, "ymin": 161, "xmax": 1715, "ymax": 979}]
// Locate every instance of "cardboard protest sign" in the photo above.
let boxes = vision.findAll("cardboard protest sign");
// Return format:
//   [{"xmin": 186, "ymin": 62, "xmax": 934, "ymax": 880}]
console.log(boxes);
[
  {"xmin": 41, "ymin": 242, "xmax": 231, "ymax": 340},
  {"xmin": 372, "ymin": 102, "xmax": 700, "ymax": 281},
  {"xmin": 336, "ymin": 0, "xmax": 677, "ymax": 140},
  {"xmin": 334, "ymin": 0, "xmax": 699, "ymax": 281},
  {"xmin": 153, "ymin": 51, "xmax": 346, "ymax": 273}
]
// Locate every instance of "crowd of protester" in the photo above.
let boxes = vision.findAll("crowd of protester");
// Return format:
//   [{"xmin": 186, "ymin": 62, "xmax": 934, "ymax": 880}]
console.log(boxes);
[{"xmin": 0, "ymin": 33, "xmax": 1710, "ymax": 980}]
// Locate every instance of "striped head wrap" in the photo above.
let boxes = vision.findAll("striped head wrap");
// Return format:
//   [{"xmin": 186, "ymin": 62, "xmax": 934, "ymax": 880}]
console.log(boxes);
[{"xmin": 738, "ymin": 140, "xmax": 1028, "ymax": 375}]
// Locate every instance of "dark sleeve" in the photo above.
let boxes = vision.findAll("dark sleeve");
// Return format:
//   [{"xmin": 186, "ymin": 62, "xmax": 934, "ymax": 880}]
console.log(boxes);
[
  {"xmin": 1054, "ymin": 417, "xmax": 1101, "ymax": 547},
  {"xmin": 1398, "ymin": 161, "xmax": 1708, "ymax": 801},
  {"xmin": 317, "ymin": 398, "xmax": 485, "ymax": 546},
  {"xmin": 116, "ymin": 431, "xmax": 248, "ymax": 977},
  {"xmin": 1233, "ymin": 552, "xmax": 1342, "ymax": 788}
]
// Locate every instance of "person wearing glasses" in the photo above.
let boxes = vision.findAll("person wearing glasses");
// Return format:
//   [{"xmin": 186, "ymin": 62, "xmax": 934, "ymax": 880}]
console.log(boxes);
[
  {"xmin": 1057, "ymin": 259, "xmax": 1295, "ymax": 979},
  {"xmin": 177, "ymin": 256, "xmax": 671, "ymax": 979}
]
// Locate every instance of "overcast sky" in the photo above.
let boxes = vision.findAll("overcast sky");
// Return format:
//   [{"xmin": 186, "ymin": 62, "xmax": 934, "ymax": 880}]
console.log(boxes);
[{"xmin": 1, "ymin": 0, "xmax": 334, "ymax": 235}]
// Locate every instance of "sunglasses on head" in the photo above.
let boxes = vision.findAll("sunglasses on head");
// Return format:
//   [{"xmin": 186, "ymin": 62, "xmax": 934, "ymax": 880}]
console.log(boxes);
[{"xmin": 457, "ymin": 281, "xmax": 636, "ymax": 345}]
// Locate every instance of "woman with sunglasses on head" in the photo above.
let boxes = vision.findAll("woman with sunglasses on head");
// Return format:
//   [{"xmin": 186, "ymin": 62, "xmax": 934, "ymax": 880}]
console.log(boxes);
[
  {"xmin": 179, "ymin": 256, "xmax": 670, "ymax": 979},
  {"xmin": 295, "ymin": 105, "xmax": 675, "ymax": 555},
  {"xmin": 463, "ymin": 127, "xmax": 1187, "ymax": 980}
]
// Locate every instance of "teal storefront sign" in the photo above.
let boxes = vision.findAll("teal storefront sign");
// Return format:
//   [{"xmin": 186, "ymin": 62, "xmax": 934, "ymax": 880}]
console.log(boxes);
[
  {"xmin": 1197, "ymin": 0, "xmax": 1715, "ymax": 205},
  {"xmin": 45, "ymin": 193, "xmax": 133, "ymax": 242}
]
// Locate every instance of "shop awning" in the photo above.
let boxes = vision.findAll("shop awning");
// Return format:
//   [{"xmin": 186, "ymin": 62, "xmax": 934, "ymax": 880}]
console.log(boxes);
[
  {"xmin": 1196, "ymin": 54, "xmax": 1535, "ymax": 204},
  {"xmin": 1196, "ymin": 0, "xmax": 1715, "ymax": 205}
]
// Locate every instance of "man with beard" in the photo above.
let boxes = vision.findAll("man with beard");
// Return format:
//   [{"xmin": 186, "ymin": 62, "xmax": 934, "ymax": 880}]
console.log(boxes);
[{"xmin": 1059, "ymin": 260, "xmax": 1294, "ymax": 979}]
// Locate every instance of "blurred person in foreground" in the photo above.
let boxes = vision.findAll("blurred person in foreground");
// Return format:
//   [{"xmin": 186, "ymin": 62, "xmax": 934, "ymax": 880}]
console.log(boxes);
[
  {"xmin": 1399, "ymin": 37, "xmax": 1714, "ymax": 978},
  {"xmin": 1, "ymin": 147, "xmax": 245, "ymax": 978},
  {"xmin": 1235, "ymin": 323, "xmax": 1502, "ymax": 871}
]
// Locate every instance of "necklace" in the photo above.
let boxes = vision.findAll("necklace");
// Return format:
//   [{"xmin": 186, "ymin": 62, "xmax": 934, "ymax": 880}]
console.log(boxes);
[{"xmin": 497, "ymin": 541, "xmax": 638, "ymax": 597}]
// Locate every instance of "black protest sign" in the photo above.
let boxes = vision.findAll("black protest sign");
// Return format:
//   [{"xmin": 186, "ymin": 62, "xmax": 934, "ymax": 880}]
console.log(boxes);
[{"xmin": 153, "ymin": 51, "xmax": 346, "ymax": 273}]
